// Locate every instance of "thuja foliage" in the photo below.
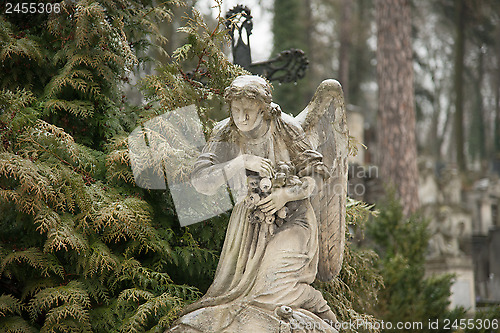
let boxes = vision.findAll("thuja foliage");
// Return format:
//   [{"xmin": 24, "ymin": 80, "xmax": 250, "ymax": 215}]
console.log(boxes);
[
  {"xmin": 0, "ymin": 1, "xmax": 204, "ymax": 332},
  {"xmin": 315, "ymin": 199, "xmax": 383, "ymax": 333},
  {"xmin": 468, "ymin": 307, "xmax": 500, "ymax": 333},
  {"xmin": 366, "ymin": 194, "xmax": 466, "ymax": 332},
  {"xmin": 0, "ymin": 1, "xmax": 381, "ymax": 332},
  {"xmin": 0, "ymin": 0, "xmax": 174, "ymax": 149}
]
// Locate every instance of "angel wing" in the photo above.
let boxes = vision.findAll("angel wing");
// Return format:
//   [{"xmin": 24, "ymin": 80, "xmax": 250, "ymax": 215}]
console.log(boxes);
[{"xmin": 295, "ymin": 79, "xmax": 349, "ymax": 282}]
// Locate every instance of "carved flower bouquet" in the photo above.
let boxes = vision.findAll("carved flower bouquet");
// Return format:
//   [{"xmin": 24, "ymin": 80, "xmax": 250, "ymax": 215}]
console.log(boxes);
[{"xmin": 244, "ymin": 161, "xmax": 303, "ymax": 234}]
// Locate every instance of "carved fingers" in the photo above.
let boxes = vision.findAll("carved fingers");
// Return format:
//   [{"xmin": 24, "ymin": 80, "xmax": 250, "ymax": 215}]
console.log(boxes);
[
  {"xmin": 258, "ymin": 196, "xmax": 279, "ymax": 215},
  {"xmin": 257, "ymin": 188, "xmax": 287, "ymax": 215},
  {"xmin": 242, "ymin": 154, "xmax": 274, "ymax": 177},
  {"xmin": 259, "ymin": 159, "xmax": 274, "ymax": 178},
  {"xmin": 254, "ymin": 156, "xmax": 273, "ymax": 178}
]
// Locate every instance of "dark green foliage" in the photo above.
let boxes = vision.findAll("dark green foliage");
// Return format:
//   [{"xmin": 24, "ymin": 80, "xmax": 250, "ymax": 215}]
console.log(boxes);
[
  {"xmin": 467, "ymin": 307, "xmax": 500, "ymax": 333},
  {"xmin": 367, "ymin": 194, "xmax": 467, "ymax": 332},
  {"xmin": 0, "ymin": 1, "xmax": 207, "ymax": 332},
  {"xmin": 0, "ymin": 88, "xmax": 203, "ymax": 332},
  {"xmin": 0, "ymin": 0, "xmax": 177, "ymax": 149}
]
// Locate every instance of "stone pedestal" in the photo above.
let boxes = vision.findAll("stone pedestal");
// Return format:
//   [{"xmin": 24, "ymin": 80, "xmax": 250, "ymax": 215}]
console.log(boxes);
[
  {"xmin": 426, "ymin": 257, "xmax": 476, "ymax": 311},
  {"xmin": 488, "ymin": 228, "xmax": 500, "ymax": 300}
]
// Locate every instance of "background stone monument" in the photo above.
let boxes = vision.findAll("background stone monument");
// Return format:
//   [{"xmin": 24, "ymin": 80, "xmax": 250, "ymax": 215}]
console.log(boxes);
[
  {"xmin": 469, "ymin": 177, "xmax": 500, "ymax": 305},
  {"xmin": 421, "ymin": 164, "xmax": 476, "ymax": 311}
]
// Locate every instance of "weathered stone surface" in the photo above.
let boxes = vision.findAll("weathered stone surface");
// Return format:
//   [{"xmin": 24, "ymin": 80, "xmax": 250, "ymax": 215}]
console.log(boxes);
[{"xmin": 426, "ymin": 257, "xmax": 475, "ymax": 311}]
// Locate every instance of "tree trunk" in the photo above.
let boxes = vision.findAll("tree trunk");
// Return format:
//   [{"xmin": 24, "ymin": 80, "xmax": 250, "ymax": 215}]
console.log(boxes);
[
  {"xmin": 469, "ymin": 46, "xmax": 486, "ymax": 169},
  {"xmin": 495, "ymin": 25, "xmax": 500, "ymax": 158},
  {"xmin": 375, "ymin": 0, "xmax": 419, "ymax": 216},
  {"xmin": 338, "ymin": 0, "xmax": 352, "ymax": 102},
  {"xmin": 453, "ymin": 0, "xmax": 466, "ymax": 171}
]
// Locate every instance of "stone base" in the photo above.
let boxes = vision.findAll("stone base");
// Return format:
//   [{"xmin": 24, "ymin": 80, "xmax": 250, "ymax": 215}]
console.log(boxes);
[
  {"xmin": 426, "ymin": 256, "xmax": 475, "ymax": 311},
  {"xmin": 166, "ymin": 304, "xmax": 338, "ymax": 333}
]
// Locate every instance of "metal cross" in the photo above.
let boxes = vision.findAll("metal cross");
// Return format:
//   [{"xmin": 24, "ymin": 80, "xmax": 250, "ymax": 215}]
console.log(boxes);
[{"xmin": 225, "ymin": 5, "xmax": 309, "ymax": 84}]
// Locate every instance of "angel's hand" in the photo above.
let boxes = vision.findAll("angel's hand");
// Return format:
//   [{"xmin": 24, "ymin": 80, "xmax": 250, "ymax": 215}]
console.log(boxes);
[
  {"xmin": 257, "ymin": 187, "xmax": 288, "ymax": 215},
  {"xmin": 240, "ymin": 154, "xmax": 274, "ymax": 177}
]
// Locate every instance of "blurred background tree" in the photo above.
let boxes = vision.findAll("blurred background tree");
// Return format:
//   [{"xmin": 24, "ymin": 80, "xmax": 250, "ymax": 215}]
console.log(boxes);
[{"xmin": 375, "ymin": 0, "xmax": 419, "ymax": 216}]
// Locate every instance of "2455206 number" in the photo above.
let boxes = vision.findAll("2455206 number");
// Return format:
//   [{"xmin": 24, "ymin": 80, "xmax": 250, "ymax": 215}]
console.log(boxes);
[{"xmin": 4, "ymin": 2, "xmax": 61, "ymax": 14}]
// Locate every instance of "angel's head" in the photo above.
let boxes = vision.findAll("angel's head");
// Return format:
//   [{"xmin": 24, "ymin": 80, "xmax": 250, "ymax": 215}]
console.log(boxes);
[{"xmin": 224, "ymin": 75, "xmax": 273, "ymax": 133}]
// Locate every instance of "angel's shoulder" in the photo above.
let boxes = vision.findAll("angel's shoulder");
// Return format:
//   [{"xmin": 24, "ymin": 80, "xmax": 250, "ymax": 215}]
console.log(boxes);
[
  {"xmin": 212, "ymin": 118, "xmax": 230, "ymax": 132},
  {"xmin": 278, "ymin": 112, "xmax": 306, "ymax": 138},
  {"xmin": 209, "ymin": 118, "xmax": 232, "ymax": 140}
]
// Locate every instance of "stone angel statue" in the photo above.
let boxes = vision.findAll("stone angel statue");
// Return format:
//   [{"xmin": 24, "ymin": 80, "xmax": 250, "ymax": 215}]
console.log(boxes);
[{"xmin": 167, "ymin": 75, "xmax": 348, "ymax": 333}]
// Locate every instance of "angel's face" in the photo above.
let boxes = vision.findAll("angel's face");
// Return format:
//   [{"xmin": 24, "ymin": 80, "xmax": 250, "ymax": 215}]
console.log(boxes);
[{"xmin": 231, "ymin": 98, "xmax": 265, "ymax": 133}]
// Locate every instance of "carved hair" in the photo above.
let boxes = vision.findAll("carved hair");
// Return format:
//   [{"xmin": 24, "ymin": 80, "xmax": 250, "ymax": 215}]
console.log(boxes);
[
  {"xmin": 224, "ymin": 76, "xmax": 275, "ymax": 119},
  {"xmin": 224, "ymin": 75, "xmax": 272, "ymax": 104}
]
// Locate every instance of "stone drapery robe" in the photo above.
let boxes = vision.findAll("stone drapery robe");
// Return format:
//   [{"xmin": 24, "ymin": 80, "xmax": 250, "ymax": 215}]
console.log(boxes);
[{"xmin": 167, "ymin": 111, "xmax": 337, "ymax": 333}]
